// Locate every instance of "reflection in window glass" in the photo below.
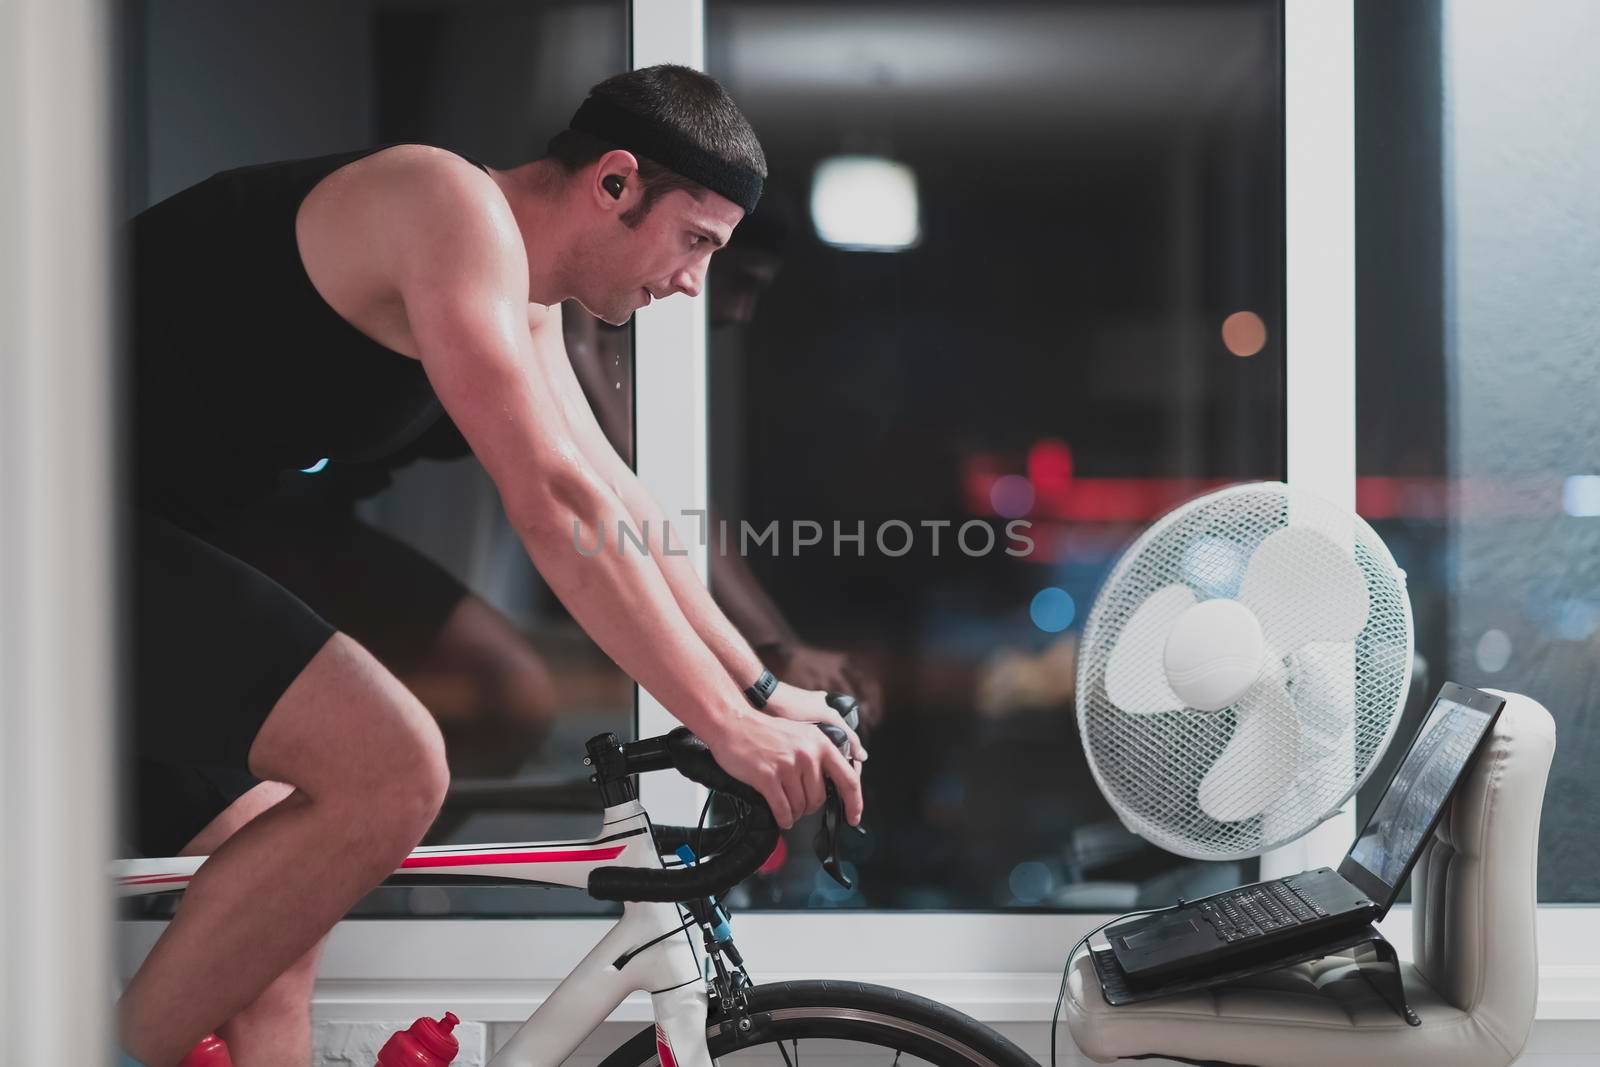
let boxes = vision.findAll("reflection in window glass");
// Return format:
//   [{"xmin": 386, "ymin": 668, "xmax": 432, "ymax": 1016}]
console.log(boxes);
[
  {"xmin": 706, "ymin": 0, "xmax": 1283, "ymax": 910},
  {"xmin": 1356, "ymin": 0, "xmax": 1600, "ymax": 902},
  {"xmin": 119, "ymin": 0, "xmax": 630, "ymax": 920}
]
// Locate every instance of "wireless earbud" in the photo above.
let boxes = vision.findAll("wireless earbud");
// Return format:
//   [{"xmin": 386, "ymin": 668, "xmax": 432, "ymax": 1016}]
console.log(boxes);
[{"xmin": 602, "ymin": 175, "xmax": 624, "ymax": 199}]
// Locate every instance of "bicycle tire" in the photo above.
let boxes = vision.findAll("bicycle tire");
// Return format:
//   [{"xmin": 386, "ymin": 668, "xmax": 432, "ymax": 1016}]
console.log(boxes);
[{"xmin": 594, "ymin": 980, "xmax": 1035, "ymax": 1067}]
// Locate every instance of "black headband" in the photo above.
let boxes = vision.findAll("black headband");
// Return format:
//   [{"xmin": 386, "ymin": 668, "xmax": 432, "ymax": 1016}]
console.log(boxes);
[{"xmin": 568, "ymin": 95, "xmax": 764, "ymax": 215}]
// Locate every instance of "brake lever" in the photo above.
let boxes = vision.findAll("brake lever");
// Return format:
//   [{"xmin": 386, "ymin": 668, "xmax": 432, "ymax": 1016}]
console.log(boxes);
[
  {"xmin": 825, "ymin": 691, "xmax": 862, "ymax": 732},
  {"xmin": 813, "ymin": 695, "xmax": 866, "ymax": 890},
  {"xmin": 814, "ymin": 785, "xmax": 855, "ymax": 889}
]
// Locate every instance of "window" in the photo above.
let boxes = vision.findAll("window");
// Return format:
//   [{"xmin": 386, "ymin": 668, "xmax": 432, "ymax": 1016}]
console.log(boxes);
[
  {"xmin": 1356, "ymin": 0, "xmax": 1600, "ymax": 902},
  {"xmin": 705, "ymin": 0, "xmax": 1284, "ymax": 911}
]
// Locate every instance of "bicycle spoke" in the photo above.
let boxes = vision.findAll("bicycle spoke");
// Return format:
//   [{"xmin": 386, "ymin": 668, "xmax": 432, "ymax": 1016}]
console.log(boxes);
[{"xmin": 631, "ymin": 983, "xmax": 1030, "ymax": 1067}]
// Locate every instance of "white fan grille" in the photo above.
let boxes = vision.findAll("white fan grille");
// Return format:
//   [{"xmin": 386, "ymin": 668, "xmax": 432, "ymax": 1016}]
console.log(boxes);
[{"xmin": 1075, "ymin": 482, "xmax": 1413, "ymax": 861}]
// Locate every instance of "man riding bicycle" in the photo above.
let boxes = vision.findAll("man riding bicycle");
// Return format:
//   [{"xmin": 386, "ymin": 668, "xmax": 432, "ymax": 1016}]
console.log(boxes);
[{"xmin": 121, "ymin": 65, "xmax": 865, "ymax": 1067}]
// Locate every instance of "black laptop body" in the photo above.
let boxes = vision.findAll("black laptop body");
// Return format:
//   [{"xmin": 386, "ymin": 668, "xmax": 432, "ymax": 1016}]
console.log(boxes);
[{"xmin": 1106, "ymin": 682, "xmax": 1504, "ymax": 984}]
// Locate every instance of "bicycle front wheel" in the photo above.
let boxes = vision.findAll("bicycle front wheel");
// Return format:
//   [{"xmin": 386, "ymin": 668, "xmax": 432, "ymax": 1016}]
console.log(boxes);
[{"xmin": 597, "ymin": 981, "xmax": 1034, "ymax": 1067}]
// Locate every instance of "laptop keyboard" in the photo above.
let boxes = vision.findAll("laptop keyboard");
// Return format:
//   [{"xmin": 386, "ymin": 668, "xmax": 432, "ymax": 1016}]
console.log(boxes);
[{"xmin": 1196, "ymin": 878, "xmax": 1330, "ymax": 942}]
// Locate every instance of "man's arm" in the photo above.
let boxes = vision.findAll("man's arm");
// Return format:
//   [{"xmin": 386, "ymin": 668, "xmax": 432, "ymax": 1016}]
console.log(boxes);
[
  {"xmin": 557, "ymin": 306, "xmax": 790, "ymax": 658},
  {"xmin": 559, "ymin": 307, "xmax": 884, "ymax": 726},
  {"xmin": 527, "ymin": 303, "xmax": 866, "ymax": 756},
  {"xmin": 392, "ymin": 160, "xmax": 861, "ymax": 823},
  {"xmin": 524, "ymin": 304, "xmax": 769, "ymax": 681}
]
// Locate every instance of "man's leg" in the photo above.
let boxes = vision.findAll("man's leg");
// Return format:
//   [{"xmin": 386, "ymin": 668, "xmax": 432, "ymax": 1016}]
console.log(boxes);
[
  {"xmin": 119, "ymin": 633, "xmax": 449, "ymax": 1066},
  {"xmin": 203, "ymin": 505, "xmax": 563, "ymax": 780},
  {"xmin": 169, "ymin": 780, "xmax": 325, "ymax": 1066}
]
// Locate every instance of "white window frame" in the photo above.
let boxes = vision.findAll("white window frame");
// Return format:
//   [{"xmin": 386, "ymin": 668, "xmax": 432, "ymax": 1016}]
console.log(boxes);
[{"xmin": 115, "ymin": 0, "xmax": 1600, "ymax": 1029}]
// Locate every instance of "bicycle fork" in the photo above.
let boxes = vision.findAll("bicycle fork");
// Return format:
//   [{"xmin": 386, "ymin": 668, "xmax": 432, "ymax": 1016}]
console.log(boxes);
[{"xmin": 487, "ymin": 898, "xmax": 712, "ymax": 1067}]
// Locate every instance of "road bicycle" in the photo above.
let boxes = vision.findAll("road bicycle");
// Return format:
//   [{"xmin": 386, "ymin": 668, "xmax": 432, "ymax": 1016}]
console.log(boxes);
[{"xmin": 115, "ymin": 698, "xmax": 1035, "ymax": 1067}]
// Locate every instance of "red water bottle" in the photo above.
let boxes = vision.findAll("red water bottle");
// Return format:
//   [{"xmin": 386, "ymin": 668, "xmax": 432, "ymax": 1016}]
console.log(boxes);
[
  {"xmin": 178, "ymin": 1033, "xmax": 232, "ymax": 1066},
  {"xmin": 376, "ymin": 1012, "xmax": 460, "ymax": 1066}
]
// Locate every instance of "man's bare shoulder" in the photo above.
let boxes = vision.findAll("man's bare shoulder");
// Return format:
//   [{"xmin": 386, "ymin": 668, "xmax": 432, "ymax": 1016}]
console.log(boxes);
[
  {"xmin": 294, "ymin": 145, "xmax": 525, "ymax": 358},
  {"xmin": 362, "ymin": 145, "xmax": 520, "ymax": 264},
  {"xmin": 299, "ymin": 143, "xmax": 521, "ymax": 301}
]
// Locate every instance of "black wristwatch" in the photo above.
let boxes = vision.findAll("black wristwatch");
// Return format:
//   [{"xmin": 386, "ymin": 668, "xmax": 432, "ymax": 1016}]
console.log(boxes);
[{"xmin": 744, "ymin": 668, "xmax": 778, "ymax": 710}]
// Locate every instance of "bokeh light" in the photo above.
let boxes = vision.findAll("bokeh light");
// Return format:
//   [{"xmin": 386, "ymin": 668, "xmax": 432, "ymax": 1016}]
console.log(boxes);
[
  {"xmin": 990, "ymin": 474, "xmax": 1035, "ymax": 518},
  {"xmin": 1008, "ymin": 861, "xmax": 1055, "ymax": 905},
  {"xmin": 1475, "ymin": 628, "xmax": 1512, "ymax": 673},
  {"xmin": 1027, "ymin": 438, "xmax": 1074, "ymax": 497},
  {"xmin": 1221, "ymin": 310, "xmax": 1267, "ymax": 357},
  {"xmin": 1030, "ymin": 587, "xmax": 1076, "ymax": 633},
  {"xmin": 810, "ymin": 155, "xmax": 920, "ymax": 251},
  {"xmin": 1555, "ymin": 600, "xmax": 1600, "ymax": 641}
]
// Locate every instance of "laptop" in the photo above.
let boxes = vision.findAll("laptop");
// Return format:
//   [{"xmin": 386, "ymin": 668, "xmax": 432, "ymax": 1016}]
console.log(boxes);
[{"xmin": 1107, "ymin": 681, "xmax": 1504, "ymax": 983}]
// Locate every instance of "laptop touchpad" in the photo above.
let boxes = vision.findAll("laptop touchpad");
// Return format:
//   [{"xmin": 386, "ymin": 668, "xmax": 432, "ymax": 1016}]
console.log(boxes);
[{"xmin": 1122, "ymin": 919, "xmax": 1200, "ymax": 949}]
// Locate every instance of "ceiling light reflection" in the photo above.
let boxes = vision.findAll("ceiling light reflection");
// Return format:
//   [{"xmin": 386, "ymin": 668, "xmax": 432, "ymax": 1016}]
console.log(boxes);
[{"xmin": 810, "ymin": 154, "xmax": 920, "ymax": 251}]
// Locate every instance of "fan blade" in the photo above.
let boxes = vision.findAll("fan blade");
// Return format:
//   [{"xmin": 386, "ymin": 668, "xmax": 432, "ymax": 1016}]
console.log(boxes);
[
  {"xmin": 1103, "ymin": 584, "xmax": 1194, "ymax": 714},
  {"xmin": 1198, "ymin": 678, "xmax": 1299, "ymax": 823},
  {"xmin": 1282, "ymin": 643, "xmax": 1359, "ymax": 819},
  {"xmin": 1287, "ymin": 643, "xmax": 1355, "ymax": 760},
  {"xmin": 1238, "ymin": 526, "xmax": 1369, "ymax": 651}
]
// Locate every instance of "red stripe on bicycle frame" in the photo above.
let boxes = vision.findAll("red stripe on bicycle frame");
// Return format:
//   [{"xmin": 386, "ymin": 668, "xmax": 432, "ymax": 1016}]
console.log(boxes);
[
  {"xmin": 118, "ymin": 874, "xmax": 193, "ymax": 885},
  {"xmin": 399, "ymin": 845, "xmax": 626, "ymax": 870},
  {"xmin": 656, "ymin": 1024, "xmax": 678, "ymax": 1067}
]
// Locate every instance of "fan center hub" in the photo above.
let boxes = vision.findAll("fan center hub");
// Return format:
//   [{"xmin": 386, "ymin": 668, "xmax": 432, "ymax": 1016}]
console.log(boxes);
[{"xmin": 1162, "ymin": 598, "xmax": 1266, "ymax": 711}]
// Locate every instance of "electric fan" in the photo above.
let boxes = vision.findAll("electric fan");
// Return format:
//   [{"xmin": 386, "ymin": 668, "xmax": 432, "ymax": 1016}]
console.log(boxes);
[{"xmin": 1075, "ymin": 482, "xmax": 1413, "ymax": 861}]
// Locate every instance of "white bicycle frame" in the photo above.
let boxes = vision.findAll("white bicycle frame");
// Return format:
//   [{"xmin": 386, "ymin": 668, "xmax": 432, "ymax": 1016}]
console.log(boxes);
[{"xmin": 114, "ymin": 797, "xmax": 716, "ymax": 1067}]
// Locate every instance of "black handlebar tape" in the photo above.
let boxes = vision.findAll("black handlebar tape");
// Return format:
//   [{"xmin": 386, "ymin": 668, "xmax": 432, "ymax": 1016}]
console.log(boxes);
[
  {"xmin": 825, "ymin": 692, "xmax": 861, "ymax": 733},
  {"xmin": 661, "ymin": 727, "xmax": 768, "ymax": 805},
  {"xmin": 589, "ymin": 808, "xmax": 775, "ymax": 902},
  {"xmin": 650, "ymin": 819, "xmax": 742, "ymax": 856},
  {"xmin": 588, "ymin": 728, "xmax": 779, "ymax": 902},
  {"xmin": 621, "ymin": 733, "xmax": 674, "ymax": 774},
  {"xmin": 589, "ymin": 814, "xmax": 777, "ymax": 902},
  {"xmin": 652, "ymin": 698, "xmax": 855, "ymax": 857},
  {"xmin": 588, "ymin": 709, "xmax": 861, "ymax": 903}
]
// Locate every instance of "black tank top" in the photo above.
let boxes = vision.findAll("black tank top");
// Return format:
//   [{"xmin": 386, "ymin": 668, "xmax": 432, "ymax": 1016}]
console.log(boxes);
[{"xmin": 129, "ymin": 143, "xmax": 486, "ymax": 508}]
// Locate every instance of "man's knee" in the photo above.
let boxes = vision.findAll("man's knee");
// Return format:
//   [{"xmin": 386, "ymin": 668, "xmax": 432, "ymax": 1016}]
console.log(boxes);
[{"xmin": 248, "ymin": 633, "xmax": 450, "ymax": 836}]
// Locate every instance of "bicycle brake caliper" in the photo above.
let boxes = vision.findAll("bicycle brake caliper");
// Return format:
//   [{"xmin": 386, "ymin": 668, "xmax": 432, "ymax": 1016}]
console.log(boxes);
[{"xmin": 675, "ymin": 846, "xmax": 754, "ymax": 1038}]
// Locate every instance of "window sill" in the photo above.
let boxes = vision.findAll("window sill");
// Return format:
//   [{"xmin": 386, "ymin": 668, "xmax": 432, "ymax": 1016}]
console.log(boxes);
[{"xmin": 117, "ymin": 906, "xmax": 1600, "ymax": 1023}]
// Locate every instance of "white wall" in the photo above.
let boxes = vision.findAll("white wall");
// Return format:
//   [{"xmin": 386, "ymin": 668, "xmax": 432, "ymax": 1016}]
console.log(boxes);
[{"xmin": 0, "ymin": 0, "xmax": 117, "ymax": 1061}]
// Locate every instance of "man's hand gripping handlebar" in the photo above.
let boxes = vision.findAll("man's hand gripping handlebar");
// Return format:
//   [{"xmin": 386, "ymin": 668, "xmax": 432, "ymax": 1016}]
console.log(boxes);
[{"xmin": 585, "ymin": 694, "xmax": 865, "ymax": 904}]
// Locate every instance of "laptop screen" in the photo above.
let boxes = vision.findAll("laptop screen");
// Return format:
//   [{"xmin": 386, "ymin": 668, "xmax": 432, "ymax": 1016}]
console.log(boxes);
[{"xmin": 1340, "ymin": 685, "xmax": 1502, "ymax": 909}]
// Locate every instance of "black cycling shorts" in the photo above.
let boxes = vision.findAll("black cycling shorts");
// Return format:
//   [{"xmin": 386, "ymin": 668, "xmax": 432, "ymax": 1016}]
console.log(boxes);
[{"xmin": 129, "ymin": 487, "xmax": 469, "ymax": 857}]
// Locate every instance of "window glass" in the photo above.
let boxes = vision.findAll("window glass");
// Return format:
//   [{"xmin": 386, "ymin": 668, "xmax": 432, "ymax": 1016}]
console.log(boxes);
[
  {"xmin": 120, "ymin": 0, "xmax": 630, "ymax": 920},
  {"xmin": 705, "ymin": 0, "xmax": 1282, "ymax": 910},
  {"xmin": 1356, "ymin": 0, "xmax": 1600, "ymax": 902}
]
